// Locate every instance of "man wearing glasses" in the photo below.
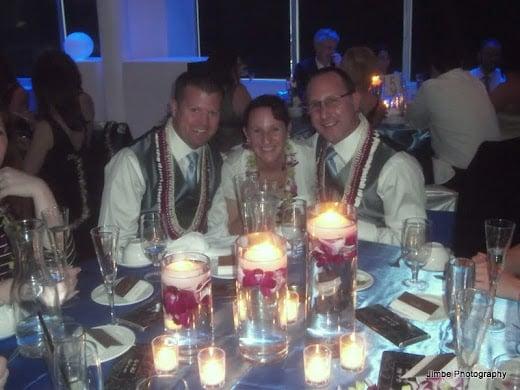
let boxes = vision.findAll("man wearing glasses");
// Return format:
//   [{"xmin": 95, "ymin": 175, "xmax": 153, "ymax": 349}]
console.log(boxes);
[{"xmin": 306, "ymin": 67, "xmax": 426, "ymax": 245}]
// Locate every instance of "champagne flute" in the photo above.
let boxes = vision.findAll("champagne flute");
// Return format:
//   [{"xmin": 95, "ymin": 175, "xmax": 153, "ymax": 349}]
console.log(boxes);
[
  {"xmin": 140, "ymin": 211, "xmax": 167, "ymax": 283},
  {"xmin": 90, "ymin": 225, "xmax": 119, "ymax": 325},
  {"xmin": 485, "ymin": 218, "xmax": 516, "ymax": 332},
  {"xmin": 401, "ymin": 217, "xmax": 431, "ymax": 290},
  {"xmin": 454, "ymin": 288, "xmax": 493, "ymax": 389}
]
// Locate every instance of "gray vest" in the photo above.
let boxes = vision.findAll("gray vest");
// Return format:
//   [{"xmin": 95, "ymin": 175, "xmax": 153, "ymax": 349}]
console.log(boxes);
[
  {"xmin": 317, "ymin": 135, "xmax": 397, "ymax": 228},
  {"xmin": 130, "ymin": 126, "xmax": 222, "ymax": 231}
]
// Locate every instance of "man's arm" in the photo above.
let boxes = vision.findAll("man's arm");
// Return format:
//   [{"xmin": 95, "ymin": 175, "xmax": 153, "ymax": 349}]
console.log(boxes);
[
  {"xmin": 98, "ymin": 148, "xmax": 146, "ymax": 249},
  {"xmin": 360, "ymin": 152, "xmax": 426, "ymax": 245}
]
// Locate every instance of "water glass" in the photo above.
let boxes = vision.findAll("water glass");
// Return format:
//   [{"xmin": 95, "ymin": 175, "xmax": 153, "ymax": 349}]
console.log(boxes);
[
  {"xmin": 488, "ymin": 353, "xmax": 520, "ymax": 389},
  {"xmin": 90, "ymin": 225, "xmax": 119, "ymax": 325},
  {"xmin": 401, "ymin": 217, "xmax": 431, "ymax": 290},
  {"xmin": 235, "ymin": 232, "xmax": 288, "ymax": 363},
  {"xmin": 161, "ymin": 252, "xmax": 213, "ymax": 363},
  {"xmin": 442, "ymin": 257, "xmax": 475, "ymax": 351},
  {"xmin": 52, "ymin": 323, "xmax": 103, "ymax": 390},
  {"xmin": 485, "ymin": 218, "xmax": 516, "ymax": 332},
  {"xmin": 454, "ymin": 288, "xmax": 493, "ymax": 386},
  {"xmin": 241, "ymin": 195, "xmax": 278, "ymax": 233},
  {"xmin": 140, "ymin": 211, "xmax": 167, "ymax": 283}
]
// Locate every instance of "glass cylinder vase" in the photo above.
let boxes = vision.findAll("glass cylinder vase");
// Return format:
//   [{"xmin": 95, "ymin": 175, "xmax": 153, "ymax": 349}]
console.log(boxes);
[
  {"xmin": 306, "ymin": 202, "xmax": 358, "ymax": 350},
  {"xmin": 160, "ymin": 252, "xmax": 213, "ymax": 363},
  {"xmin": 235, "ymin": 232, "xmax": 288, "ymax": 363}
]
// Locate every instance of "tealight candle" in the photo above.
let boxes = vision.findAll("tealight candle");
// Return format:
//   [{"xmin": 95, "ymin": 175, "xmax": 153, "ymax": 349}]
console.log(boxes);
[
  {"xmin": 152, "ymin": 335, "xmax": 178, "ymax": 374},
  {"xmin": 303, "ymin": 344, "xmax": 331, "ymax": 387},
  {"xmin": 198, "ymin": 347, "xmax": 226, "ymax": 389},
  {"xmin": 340, "ymin": 332, "xmax": 366, "ymax": 371},
  {"xmin": 286, "ymin": 291, "xmax": 299, "ymax": 324}
]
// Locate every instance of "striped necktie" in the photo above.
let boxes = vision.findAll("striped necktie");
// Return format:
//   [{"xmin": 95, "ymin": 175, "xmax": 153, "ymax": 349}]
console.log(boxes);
[
  {"xmin": 325, "ymin": 145, "xmax": 338, "ymax": 177},
  {"xmin": 184, "ymin": 151, "xmax": 198, "ymax": 192}
]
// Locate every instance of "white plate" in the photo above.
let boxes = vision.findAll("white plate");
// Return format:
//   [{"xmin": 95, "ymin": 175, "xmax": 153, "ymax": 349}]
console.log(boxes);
[
  {"xmin": 91, "ymin": 279, "xmax": 154, "ymax": 306},
  {"xmin": 356, "ymin": 270, "xmax": 374, "ymax": 291},
  {"xmin": 86, "ymin": 324, "xmax": 135, "ymax": 363},
  {"xmin": 116, "ymin": 258, "xmax": 152, "ymax": 268},
  {"xmin": 391, "ymin": 294, "xmax": 447, "ymax": 322}
]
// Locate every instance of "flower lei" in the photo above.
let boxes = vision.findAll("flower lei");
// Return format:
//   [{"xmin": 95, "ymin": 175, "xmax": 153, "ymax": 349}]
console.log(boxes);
[
  {"xmin": 67, "ymin": 154, "xmax": 90, "ymax": 229},
  {"xmin": 156, "ymin": 127, "xmax": 210, "ymax": 239},
  {"xmin": 317, "ymin": 126, "xmax": 378, "ymax": 207},
  {"xmin": 245, "ymin": 141, "xmax": 299, "ymax": 204}
]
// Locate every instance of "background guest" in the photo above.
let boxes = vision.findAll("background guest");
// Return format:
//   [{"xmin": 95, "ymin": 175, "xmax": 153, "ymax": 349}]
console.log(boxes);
[
  {"xmin": 406, "ymin": 42, "xmax": 500, "ymax": 190},
  {"xmin": 0, "ymin": 54, "xmax": 29, "ymax": 118},
  {"xmin": 340, "ymin": 46, "xmax": 387, "ymax": 127},
  {"xmin": 294, "ymin": 28, "xmax": 341, "ymax": 102},
  {"xmin": 205, "ymin": 48, "xmax": 251, "ymax": 154},
  {"xmin": 23, "ymin": 50, "xmax": 94, "ymax": 258},
  {"xmin": 207, "ymin": 95, "xmax": 316, "ymax": 236},
  {"xmin": 470, "ymin": 38, "xmax": 506, "ymax": 93}
]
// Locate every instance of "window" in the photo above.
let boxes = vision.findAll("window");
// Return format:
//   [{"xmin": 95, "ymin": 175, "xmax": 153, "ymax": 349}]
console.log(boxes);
[
  {"xmin": 298, "ymin": 0, "xmax": 403, "ymax": 73},
  {"xmin": 198, "ymin": 0, "xmax": 291, "ymax": 79}
]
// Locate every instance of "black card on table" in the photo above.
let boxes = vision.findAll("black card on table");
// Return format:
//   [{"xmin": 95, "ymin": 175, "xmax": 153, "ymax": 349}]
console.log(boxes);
[
  {"xmin": 119, "ymin": 300, "xmax": 162, "ymax": 331},
  {"xmin": 105, "ymin": 344, "xmax": 154, "ymax": 390},
  {"xmin": 356, "ymin": 304, "xmax": 430, "ymax": 347},
  {"xmin": 377, "ymin": 351, "xmax": 425, "ymax": 390}
]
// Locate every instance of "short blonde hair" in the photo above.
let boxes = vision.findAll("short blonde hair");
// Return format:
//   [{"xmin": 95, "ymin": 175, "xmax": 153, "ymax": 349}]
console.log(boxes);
[{"xmin": 340, "ymin": 47, "xmax": 378, "ymax": 92}]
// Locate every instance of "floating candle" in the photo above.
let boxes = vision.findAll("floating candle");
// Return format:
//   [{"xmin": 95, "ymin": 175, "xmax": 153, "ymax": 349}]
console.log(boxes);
[
  {"xmin": 307, "ymin": 208, "xmax": 355, "ymax": 240},
  {"xmin": 241, "ymin": 240, "xmax": 286, "ymax": 272},
  {"xmin": 161, "ymin": 259, "xmax": 207, "ymax": 289}
]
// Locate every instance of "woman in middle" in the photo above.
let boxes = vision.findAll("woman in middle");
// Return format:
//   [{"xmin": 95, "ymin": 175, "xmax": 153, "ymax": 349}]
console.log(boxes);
[{"xmin": 207, "ymin": 95, "xmax": 316, "ymax": 236}]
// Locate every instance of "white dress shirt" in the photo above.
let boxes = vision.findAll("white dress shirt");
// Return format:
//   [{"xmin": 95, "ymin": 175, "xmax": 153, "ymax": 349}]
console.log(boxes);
[
  {"xmin": 406, "ymin": 68, "xmax": 501, "ymax": 183},
  {"xmin": 99, "ymin": 119, "xmax": 201, "ymax": 247},
  {"xmin": 469, "ymin": 66, "xmax": 506, "ymax": 92},
  {"xmin": 314, "ymin": 114, "xmax": 426, "ymax": 245},
  {"xmin": 206, "ymin": 139, "xmax": 317, "ymax": 238}
]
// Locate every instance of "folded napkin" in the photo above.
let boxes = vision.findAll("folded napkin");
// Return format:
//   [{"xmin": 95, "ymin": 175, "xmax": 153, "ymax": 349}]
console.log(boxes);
[
  {"xmin": 166, "ymin": 232, "xmax": 209, "ymax": 253},
  {"xmin": 389, "ymin": 292, "xmax": 442, "ymax": 321}
]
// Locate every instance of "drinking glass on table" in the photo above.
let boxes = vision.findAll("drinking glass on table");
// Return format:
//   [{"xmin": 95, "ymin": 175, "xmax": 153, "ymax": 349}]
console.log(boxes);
[
  {"xmin": 90, "ymin": 225, "xmax": 119, "ymax": 325},
  {"xmin": 140, "ymin": 211, "xmax": 167, "ymax": 283},
  {"xmin": 454, "ymin": 288, "xmax": 493, "ymax": 389},
  {"xmin": 401, "ymin": 217, "xmax": 431, "ymax": 290},
  {"xmin": 485, "ymin": 218, "xmax": 516, "ymax": 332},
  {"xmin": 441, "ymin": 257, "xmax": 475, "ymax": 352},
  {"xmin": 488, "ymin": 352, "xmax": 520, "ymax": 389}
]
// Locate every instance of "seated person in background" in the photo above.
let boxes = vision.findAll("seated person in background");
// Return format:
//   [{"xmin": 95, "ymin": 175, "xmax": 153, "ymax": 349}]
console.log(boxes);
[
  {"xmin": 473, "ymin": 244, "xmax": 520, "ymax": 300},
  {"xmin": 490, "ymin": 42, "xmax": 520, "ymax": 137},
  {"xmin": 294, "ymin": 28, "xmax": 341, "ymax": 102},
  {"xmin": 207, "ymin": 95, "xmax": 316, "ymax": 237},
  {"xmin": 205, "ymin": 48, "xmax": 251, "ymax": 154},
  {"xmin": 375, "ymin": 45, "xmax": 392, "ymax": 75},
  {"xmin": 0, "ymin": 110, "xmax": 79, "ymax": 300},
  {"xmin": 99, "ymin": 71, "xmax": 223, "ymax": 247},
  {"xmin": 470, "ymin": 38, "xmax": 506, "ymax": 93},
  {"xmin": 406, "ymin": 42, "xmax": 500, "ymax": 190},
  {"xmin": 0, "ymin": 54, "xmax": 30, "ymax": 119},
  {"xmin": 340, "ymin": 47, "xmax": 387, "ymax": 127},
  {"xmin": 306, "ymin": 68, "xmax": 425, "ymax": 245}
]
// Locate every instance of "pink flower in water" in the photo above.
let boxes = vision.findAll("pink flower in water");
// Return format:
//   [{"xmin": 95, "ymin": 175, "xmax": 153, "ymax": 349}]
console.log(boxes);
[
  {"xmin": 312, "ymin": 236, "xmax": 357, "ymax": 267},
  {"xmin": 241, "ymin": 267, "xmax": 287, "ymax": 297},
  {"xmin": 163, "ymin": 286, "xmax": 203, "ymax": 328}
]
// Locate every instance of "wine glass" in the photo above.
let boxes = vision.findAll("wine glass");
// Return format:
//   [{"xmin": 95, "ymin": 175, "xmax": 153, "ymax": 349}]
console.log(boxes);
[
  {"xmin": 485, "ymin": 218, "xmax": 516, "ymax": 332},
  {"xmin": 401, "ymin": 217, "xmax": 431, "ymax": 290},
  {"xmin": 454, "ymin": 288, "xmax": 493, "ymax": 389},
  {"xmin": 140, "ymin": 211, "xmax": 167, "ymax": 283},
  {"xmin": 90, "ymin": 225, "xmax": 119, "ymax": 325}
]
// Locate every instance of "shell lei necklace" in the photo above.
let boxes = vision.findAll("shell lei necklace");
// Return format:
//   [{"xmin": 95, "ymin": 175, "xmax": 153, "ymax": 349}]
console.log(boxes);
[
  {"xmin": 318, "ymin": 126, "xmax": 378, "ymax": 206},
  {"xmin": 156, "ymin": 127, "xmax": 209, "ymax": 239}
]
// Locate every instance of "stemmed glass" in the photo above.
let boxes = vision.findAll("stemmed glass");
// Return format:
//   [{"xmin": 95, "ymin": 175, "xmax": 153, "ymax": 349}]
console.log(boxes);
[
  {"xmin": 140, "ymin": 211, "xmax": 167, "ymax": 283},
  {"xmin": 401, "ymin": 217, "xmax": 431, "ymax": 290},
  {"xmin": 90, "ymin": 225, "xmax": 119, "ymax": 325},
  {"xmin": 454, "ymin": 288, "xmax": 493, "ymax": 389},
  {"xmin": 485, "ymin": 218, "xmax": 516, "ymax": 332}
]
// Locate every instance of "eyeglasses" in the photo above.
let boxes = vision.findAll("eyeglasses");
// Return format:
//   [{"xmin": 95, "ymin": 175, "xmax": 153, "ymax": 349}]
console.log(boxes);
[{"xmin": 305, "ymin": 92, "xmax": 353, "ymax": 114}]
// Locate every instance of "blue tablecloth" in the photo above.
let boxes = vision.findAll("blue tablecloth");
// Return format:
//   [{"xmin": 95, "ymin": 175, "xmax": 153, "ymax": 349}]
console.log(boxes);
[{"xmin": 1, "ymin": 241, "xmax": 514, "ymax": 389}]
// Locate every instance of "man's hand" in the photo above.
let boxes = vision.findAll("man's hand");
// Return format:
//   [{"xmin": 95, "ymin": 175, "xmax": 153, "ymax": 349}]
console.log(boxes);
[{"xmin": 0, "ymin": 167, "xmax": 45, "ymax": 200}]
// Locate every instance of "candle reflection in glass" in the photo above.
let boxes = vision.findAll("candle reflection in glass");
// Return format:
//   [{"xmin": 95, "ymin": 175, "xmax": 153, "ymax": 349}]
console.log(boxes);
[
  {"xmin": 303, "ymin": 344, "xmax": 331, "ymax": 387},
  {"xmin": 340, "ymin": 332, "xmax": 366, "ymax": 371},
  {"xmin": 152, "ymin": 335, "xmax": 178, "ymax": 374},
  {"xmin": 286, "ymin": 291, "xmax": 299, "ymax": 324},
  {"xmin": 198, "ymin": 347, "xmax": 226, "ymax": 389}
]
